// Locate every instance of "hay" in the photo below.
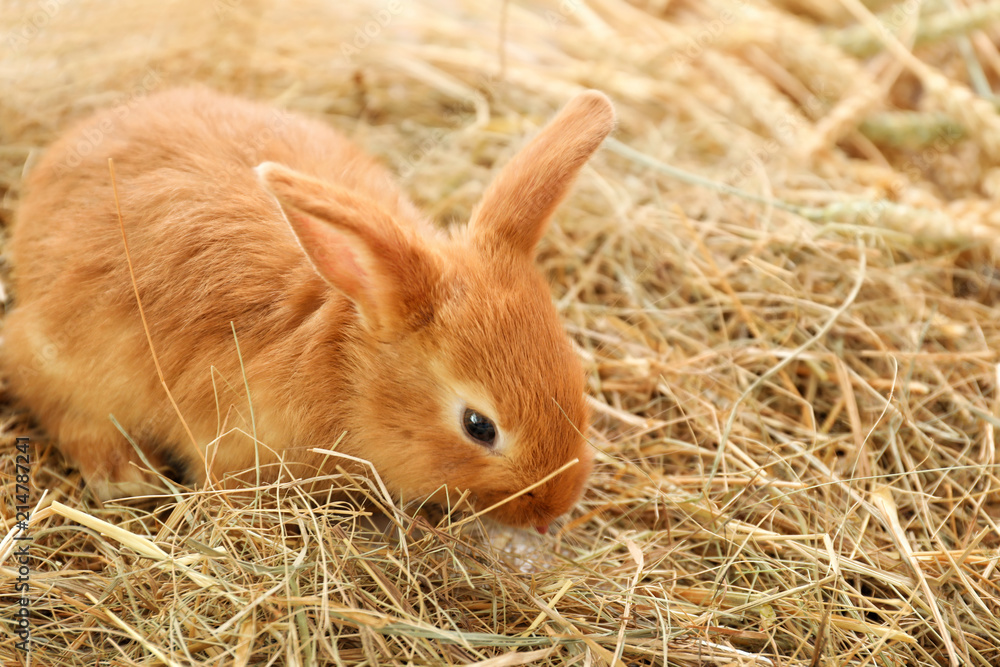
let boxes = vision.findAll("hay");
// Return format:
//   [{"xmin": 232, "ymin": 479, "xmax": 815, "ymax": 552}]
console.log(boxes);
[{"xmin": 1, "ymin": 0, "xmax": 1000, "ymax": 665}]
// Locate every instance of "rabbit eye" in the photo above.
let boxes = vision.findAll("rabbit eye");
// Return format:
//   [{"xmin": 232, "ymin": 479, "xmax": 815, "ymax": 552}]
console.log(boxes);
[{"xmin": 462, "ymin": 408, "xmax": 497, "ymax": 446}]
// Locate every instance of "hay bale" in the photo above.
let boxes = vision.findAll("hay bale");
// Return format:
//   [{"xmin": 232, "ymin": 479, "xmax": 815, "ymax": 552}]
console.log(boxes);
[{"xmin": 1, "ymin": 1, "xmax": 999, "ymax": 665}]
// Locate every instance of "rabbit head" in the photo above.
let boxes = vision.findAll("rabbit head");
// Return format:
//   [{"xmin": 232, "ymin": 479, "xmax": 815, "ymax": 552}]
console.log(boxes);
[{"xmin": 258, "ymin": 91, "xmax": 615, "ymax": 530}]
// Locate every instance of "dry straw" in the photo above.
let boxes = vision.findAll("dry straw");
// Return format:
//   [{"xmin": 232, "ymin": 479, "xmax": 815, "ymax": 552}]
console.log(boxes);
[{"xmin": 2, "ymin": 0, "xmax": 1000, "ymax": 665}]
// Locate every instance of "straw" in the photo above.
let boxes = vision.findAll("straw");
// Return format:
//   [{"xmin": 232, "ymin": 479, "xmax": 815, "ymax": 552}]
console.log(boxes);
[{"xmin": 2, "ymin": 0, "xmax": 1000, "ymax": 665}]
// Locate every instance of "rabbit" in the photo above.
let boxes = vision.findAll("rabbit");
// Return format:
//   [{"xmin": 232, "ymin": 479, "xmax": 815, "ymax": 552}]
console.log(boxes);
[{"xmin": 2, "ymin": 85, "xmax": 615, "ymax": 531}]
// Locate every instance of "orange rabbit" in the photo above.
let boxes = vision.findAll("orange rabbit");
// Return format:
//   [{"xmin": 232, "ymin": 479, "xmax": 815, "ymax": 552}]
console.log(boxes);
[{"xmin": 2, "ymin": 86, "xmax": 614, "ymax": 530}]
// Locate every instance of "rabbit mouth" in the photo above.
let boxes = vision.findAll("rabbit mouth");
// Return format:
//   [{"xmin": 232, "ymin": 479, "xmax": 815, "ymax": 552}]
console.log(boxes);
[{"xmin": 473, "ymin": 488, "xmax": 557, "ymax": 530}]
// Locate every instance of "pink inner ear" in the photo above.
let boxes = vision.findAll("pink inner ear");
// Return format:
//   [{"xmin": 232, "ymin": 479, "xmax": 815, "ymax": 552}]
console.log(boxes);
[
  {"xmin": 261, "ymin": 162, "xmax": 439, "ymax": 334},
  {"xmin": 285, "ymin": 208, "xmax": 370, "ymax": 301}
]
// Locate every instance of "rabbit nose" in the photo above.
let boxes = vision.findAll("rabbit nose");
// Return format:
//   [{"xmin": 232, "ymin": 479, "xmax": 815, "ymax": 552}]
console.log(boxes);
[{"xmin": 535, "ymin": 525, "xmax": 549, "ymax": 535}]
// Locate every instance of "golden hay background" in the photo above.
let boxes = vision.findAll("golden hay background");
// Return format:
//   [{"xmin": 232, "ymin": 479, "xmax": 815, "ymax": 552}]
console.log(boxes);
[{"xmin": 2, "ymin": 0, "xmax": 1000, "ymax": 665}]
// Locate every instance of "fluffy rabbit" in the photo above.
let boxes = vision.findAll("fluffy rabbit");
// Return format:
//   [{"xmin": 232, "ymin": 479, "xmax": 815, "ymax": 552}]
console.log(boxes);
[{"xmin": 2, "ymin": 86, "xmax": 614, "ymax": 530}]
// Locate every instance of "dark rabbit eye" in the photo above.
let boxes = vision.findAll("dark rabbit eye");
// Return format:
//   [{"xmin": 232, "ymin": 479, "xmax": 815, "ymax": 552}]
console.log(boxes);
[{"xmin": 462, "ymin": 408, "xmax": 497, "ymax": 446}]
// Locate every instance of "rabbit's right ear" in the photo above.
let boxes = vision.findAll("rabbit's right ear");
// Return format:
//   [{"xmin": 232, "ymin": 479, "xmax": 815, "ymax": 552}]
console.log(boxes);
[
  {"xmin": 257, "ymin": 162, "xmax": 440, "ymax": 334},
  {"xmin": 469, "ymin": 90, "xmax": 615, "ymax": 258}
]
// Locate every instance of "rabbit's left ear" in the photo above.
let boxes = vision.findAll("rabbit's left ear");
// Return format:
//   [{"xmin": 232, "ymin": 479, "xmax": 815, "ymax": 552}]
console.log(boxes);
[
  {"xmin": 468, "ymin": 90, "xmax": 615, "ymax": 258},
  {"xmin": 257, "ymin": 162, "xmax": 440, "ymax": 334}
]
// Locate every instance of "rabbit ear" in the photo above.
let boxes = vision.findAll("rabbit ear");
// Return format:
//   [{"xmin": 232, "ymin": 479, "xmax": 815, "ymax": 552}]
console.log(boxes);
[
  {"xmin": 257, "ymin": 162, "xmax": 439, "ymax": 333},
  {"xmin": 469, "ymin": 90, "xmax": 615, "ymax": 257}
]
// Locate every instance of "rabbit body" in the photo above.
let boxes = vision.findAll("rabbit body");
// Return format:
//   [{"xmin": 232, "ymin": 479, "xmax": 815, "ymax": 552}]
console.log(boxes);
[{"xmin": 3, "ymin": 87, "xmax": 614, "ymax": 529}]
